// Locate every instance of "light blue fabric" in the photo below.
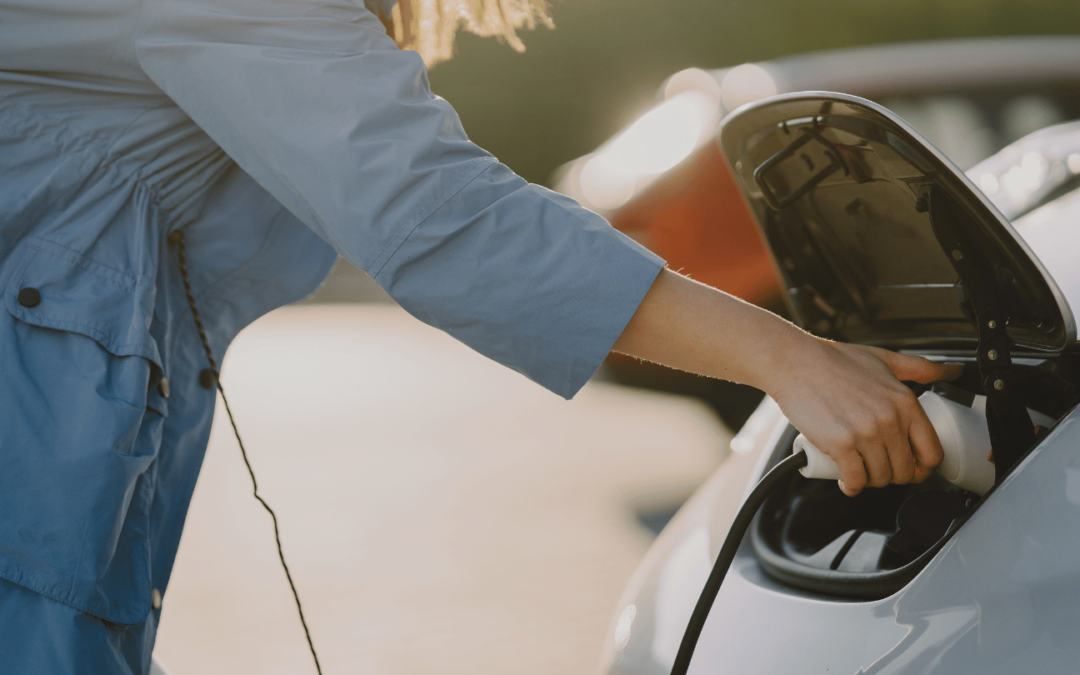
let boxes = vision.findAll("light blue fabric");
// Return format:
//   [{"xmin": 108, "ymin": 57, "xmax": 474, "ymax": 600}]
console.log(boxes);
[{"xmin": 0, "ymin": 0, "xmax": 664, "ymax": 670}]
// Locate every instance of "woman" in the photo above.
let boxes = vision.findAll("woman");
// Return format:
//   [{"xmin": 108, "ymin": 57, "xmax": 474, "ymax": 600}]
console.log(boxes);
[{"xmin": 0, "ymin": 0, "xmax": 955, "ymax": 671}]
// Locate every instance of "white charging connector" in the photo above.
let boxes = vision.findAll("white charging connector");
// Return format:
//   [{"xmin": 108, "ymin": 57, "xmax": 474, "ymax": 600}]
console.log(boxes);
[{"xmin": 794, "ymin": 391, "xmax": 1054, "ymax": 495}]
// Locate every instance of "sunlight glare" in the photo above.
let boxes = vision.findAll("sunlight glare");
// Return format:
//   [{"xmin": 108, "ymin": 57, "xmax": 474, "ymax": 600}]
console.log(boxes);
[
  {"xmin": 720, "ymin": 63, "xmax": 777, "ymax": 113},
  {"xmin": 605, "ymin": 91, "xmax": 716, "ymax": 176},
  {"xmin": 977, "ymin": 173, "xmax": 999, "ymax": 196},
  {"xmin": 1001, "ymin": 151, "xmax": 1048, "ymax": 202},
  {"xmin": 580, "ymin": 153, "xmax": 637, "ymax": 211}
]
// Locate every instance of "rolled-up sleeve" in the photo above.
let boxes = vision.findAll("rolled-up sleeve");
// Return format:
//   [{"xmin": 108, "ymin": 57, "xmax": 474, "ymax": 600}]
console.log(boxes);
[{"xmin": 134, "ymin": 0, "xmax": 664, "ymax": 398}]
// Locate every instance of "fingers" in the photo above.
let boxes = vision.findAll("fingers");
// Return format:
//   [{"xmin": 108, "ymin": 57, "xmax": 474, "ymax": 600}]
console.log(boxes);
[
  {"xmin": 830, "ymin": 429, "xmax": 898, "ymax": 496},
  {"xmin": 778, "ymin": 342, "xmax": 960, "ymax": 497},
  {"xmin": 871, "ymin": 349, "xmax": 956, "ymax": 483},
  {"xmin": 876, "ymin": 350, "xmax": 963, "ymax": 384},
  {"xmin": 907, "ymin": 402, "xmax": 946, "ymax": 481},
  {"xmin": 834, "ymin": 450, "xmax": 868, "ymax": 497},
  {"xmin": 885, "ymin": 440, "xmax": 917, "ymax": 485},
  {"xmin": 861, "ymin": 440, "xmax": 893, "ymax": 488},
  {"xmin": 837, "ymin": 440, "xmax": 912, "ymax": 496},
  {"xmin": 832, "ymin": 403, "xmax": 941, "ymax": 495},
  {"xmin": 840, "ymin": 440, "xmax": 904, "ymax": 494},
  {"xmin": 830, "ymin": 388, "xmax": 923, "ymax": 496}
]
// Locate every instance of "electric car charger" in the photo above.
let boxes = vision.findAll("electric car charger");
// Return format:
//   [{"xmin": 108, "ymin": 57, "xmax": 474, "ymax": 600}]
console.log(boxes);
[
  {"xmin": 796, "ymin": 391, "xmax": 994, "ymax": 494},
  {"xmin": 795, "ymin": 391, "xmax": 1055, "ymax": 496},
  {"xmin": 671, "ymin": 391, "xmax": 1054, "ymax": 675}
]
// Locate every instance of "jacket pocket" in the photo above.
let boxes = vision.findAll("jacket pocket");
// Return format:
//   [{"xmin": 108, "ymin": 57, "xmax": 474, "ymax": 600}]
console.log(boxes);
[{"xmin": 0, "ymin": 238, "xmax": 161, "ymax": 624}]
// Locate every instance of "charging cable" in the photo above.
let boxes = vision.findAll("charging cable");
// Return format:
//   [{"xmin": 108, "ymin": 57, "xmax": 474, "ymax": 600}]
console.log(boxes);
[{"xmin": 670, "ymin": 451, "xmax": 808, "ymax": 675}]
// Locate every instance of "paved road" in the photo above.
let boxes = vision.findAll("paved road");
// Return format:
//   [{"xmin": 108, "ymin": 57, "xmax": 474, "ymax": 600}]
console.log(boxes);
[{"xmin": 154, "ymin": 304, "xmax": 728, "ymax": 675}]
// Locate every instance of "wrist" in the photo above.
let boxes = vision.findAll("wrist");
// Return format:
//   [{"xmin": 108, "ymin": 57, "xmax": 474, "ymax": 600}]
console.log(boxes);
[{"xmin": 752, "ymin": 322, "xmax": 820, "ymax": 398}]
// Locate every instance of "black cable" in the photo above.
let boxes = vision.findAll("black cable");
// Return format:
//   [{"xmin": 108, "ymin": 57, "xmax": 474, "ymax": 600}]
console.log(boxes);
[
  {"xmin": 171, "ymin": 230, "xmax": 324, "ymax": 675},
  {"xmin": 670, "ymin": 451, "xmax": 808, "ymax": 675}
]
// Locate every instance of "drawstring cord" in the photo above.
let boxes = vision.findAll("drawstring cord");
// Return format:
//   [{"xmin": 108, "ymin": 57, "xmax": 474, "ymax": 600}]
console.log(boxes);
[{"xmin": 169, "ymin": 230, "xmax": 324, "ymax": 675}]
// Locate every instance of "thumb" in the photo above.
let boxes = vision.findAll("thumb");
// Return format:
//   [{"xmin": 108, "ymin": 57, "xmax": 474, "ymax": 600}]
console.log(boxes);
[{"xmin": 878, "ymin": 351, "xmax": 963, "ymax": 384}]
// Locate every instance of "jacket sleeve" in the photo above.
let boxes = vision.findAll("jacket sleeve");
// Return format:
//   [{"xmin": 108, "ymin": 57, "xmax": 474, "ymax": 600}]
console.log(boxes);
[{"xmin": 134, "ymin": 0, "xmax": 664, "ymax": 398}]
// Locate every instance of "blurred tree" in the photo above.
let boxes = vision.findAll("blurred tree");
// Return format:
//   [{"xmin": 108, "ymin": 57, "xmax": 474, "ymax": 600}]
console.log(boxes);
[{"xmin": 427, "ymin": 0, "xmax": 1080, "ymax": 186}]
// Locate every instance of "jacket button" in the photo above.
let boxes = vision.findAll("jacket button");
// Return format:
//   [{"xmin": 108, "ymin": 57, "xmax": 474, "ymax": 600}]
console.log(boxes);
[
  {"xmin": 199, "ymin": 368, "xmax": 217, "ymax": 390},
  {"xmin": 17, "ymin": 287, "xmax": 41, "ymax": 308},
  {"xmin": 151, "ymin": 587, "xmax": 162, "ymax": 611},
  {"xmin": 157, "ymin": 377, "xmax": 170, "ymax": 398}
]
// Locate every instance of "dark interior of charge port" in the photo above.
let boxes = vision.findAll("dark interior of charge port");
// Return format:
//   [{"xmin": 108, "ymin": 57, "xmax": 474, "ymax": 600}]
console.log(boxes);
[
  {"xmin": 752, "ymin": 429, "xmax": 976, "ymax": 600},
  {"xmin": 751, "ymin": 425, "xmax": 974, "ymax": 601},
  {"xmin": 751, "ymin": 371, "xmax": 1079, "ymax": 601}
]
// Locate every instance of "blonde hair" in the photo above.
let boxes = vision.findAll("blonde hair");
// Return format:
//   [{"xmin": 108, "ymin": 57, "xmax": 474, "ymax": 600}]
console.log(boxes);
[{"xmin": 389, "ymin": 0, "xmax": 554, "ymax": 67}]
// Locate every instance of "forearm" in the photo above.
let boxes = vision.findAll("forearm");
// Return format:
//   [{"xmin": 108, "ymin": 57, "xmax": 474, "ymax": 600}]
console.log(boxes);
[
  {"xmin": 613, "ymin": 267, "xmax": 961, "ymax": 496},
  {"xmin": 612, "ymin": 268, "xmax": 805, "ymax": 392}
]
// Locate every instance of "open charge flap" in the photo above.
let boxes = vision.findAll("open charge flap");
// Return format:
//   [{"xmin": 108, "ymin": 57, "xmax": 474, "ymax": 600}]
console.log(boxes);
[{"xmin": 718, "ymin": 93, "xmax": 1076, "ymax": 358}]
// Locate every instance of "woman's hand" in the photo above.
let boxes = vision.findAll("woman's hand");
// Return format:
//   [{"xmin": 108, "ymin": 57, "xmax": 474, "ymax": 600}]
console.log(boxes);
[
  {"xmin": 613, "ymin": 269, "xmax": 961, "ymax": 496},
  {"xmin": 767, "ymin": 338, "xmax": 961, "ymax": 496}
]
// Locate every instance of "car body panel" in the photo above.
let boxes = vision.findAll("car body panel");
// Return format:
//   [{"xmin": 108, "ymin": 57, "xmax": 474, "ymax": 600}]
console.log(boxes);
[{"xmin": 601, "ymin": 401, "xmax": 1080, "ymax": 675}]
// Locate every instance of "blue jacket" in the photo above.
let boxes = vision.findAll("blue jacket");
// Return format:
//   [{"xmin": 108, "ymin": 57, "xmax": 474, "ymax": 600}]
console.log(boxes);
[{"xmin": 0, "ymin": 0, "xmax": 663, "ymax": 669}]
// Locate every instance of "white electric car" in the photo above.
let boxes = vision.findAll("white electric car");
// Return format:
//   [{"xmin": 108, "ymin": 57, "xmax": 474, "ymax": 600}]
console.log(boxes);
[{"xmin": 600, "ymin": 93, "xmax": 1080, "ymax": 675}]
